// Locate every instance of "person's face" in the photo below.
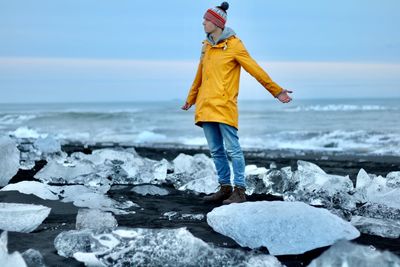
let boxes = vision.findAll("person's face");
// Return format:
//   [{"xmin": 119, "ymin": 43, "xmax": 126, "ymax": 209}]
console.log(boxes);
[{"xmin": 203, "ymin": 19, "xmax": 218, "ymax": 33}]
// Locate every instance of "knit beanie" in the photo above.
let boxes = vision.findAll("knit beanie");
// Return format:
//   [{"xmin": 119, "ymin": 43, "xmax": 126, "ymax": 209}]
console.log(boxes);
[{"xmin": 203, "ymin": 2, "xmax": 229, "ymax": 29}]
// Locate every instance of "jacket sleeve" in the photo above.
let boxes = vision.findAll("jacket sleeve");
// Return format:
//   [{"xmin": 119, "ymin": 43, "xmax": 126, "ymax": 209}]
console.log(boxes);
[
  {"xmin": 234, "ymin": 40, "xmax": 283, "ymax": 97},
  {"xmin": 185, "ymin": 60, "xmax": 202, "ymax": 105}
]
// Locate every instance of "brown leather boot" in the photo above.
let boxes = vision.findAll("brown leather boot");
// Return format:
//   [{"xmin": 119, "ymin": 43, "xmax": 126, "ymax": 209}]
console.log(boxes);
[
  {"xmin": 222, "ymin": 186, "xmax": 246, "ymax": 205},
  {"xmin": 203, "ymin": 185, "xmax": 233, "ymax": 203}
]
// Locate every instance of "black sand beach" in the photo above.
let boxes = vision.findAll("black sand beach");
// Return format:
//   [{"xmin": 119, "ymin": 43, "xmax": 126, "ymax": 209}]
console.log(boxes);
[{"xmin": 2, "ymin": 143, "xmax": 400, "ymax": 267}]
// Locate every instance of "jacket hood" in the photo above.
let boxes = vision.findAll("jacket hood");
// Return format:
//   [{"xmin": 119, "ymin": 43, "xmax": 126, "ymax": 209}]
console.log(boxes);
[{"xmin": 206, "ymin": 27, "xmax": 236, "ymax": 45}]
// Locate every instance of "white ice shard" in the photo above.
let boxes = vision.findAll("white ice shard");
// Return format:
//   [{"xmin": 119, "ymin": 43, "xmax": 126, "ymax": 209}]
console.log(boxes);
[
  {"xmin": 76, "ymin": 209, "xmax": 118, "ymax": 231},
  {"xmin": 355, "ymin": 202, "xmax": 400, "ymax": 221},
  {"xmin": 169, "ymin": 153, "xmax": 216, "ymax": 189},
  {"xmin": 245, "ymin": 165, "xmax": 287, "ymax": 196},
  {"xmin": 0, "ymin": 203, "xmax": 51, "ymax": 233},
  {"xmin": 1, "ymin": 181, "xmax": 136, "ymax": 215},
  {"xmin": 207, "ymin": 201, "xmax": 360, "ymax": 256},
  {"xmin": 178, "ymin": 175, "xmax": 219, "ymax": 194},
  {"xmin": 307, "ymin": 239, "xmax": 400, "ymax": 267},
  {"xmin": 54, "ymin": 229, "xmax": 109, "ymax": 258},
  {"xmin": 1, "ymin": 181, "xmax": 59, "ymax": 200},
  {"xmin": 355, "ymin": 169, "xmax": 400, "ymax": 210},
  {"xmin": 131, "ymin": 185, "xmax": 169, "ymax": 196},
  {"xmin": 0, "ymin": 231, "xmax": 27, "ymax": 267},
  {"xmin": 33, "ymin": 135, "xmax": 61, "ymax": 154},
  {"xmin": 161, "ymin": 211, "xmax": 204, "ymax": 221},
  {"xmin": 351, "ymin": 215, "xmax": 400, "ymax": 238},
  {"xmin": 283, "ymin": 161, "xmax": 356, "ymax": 212},
  {"xmin": 34, "ymin": 159, "xmax": 96, "ymax": 184},
  {"xmin": 386, "ymin": 171, "xmax": 400, "ymax": 188},
  {"xmin": 36, "ymin": 148, "xmax": 169, "ymax": 186},
  {"xmin": 21, "ymin": 248, "xmax": 46, "ymax": 267},
  {"xmin": 55, "ymin": 227, "xmax": 284, "ymax": 267},
  {"xmin": 0, "ymin": 136, "xmax": 20, "ymax": 187},
  {"xmin": 56, "ymin": 185, "xmax": 138, "ymax": 215},
  {"xmin": 294, "ymin": 160, "xmax": 354, "ymax": 195}
]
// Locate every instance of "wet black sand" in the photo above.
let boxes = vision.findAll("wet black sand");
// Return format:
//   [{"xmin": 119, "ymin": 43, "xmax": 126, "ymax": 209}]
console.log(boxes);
[{"xmin": 2, "ymin": 143, "xmax": 400, "ymax": 266}]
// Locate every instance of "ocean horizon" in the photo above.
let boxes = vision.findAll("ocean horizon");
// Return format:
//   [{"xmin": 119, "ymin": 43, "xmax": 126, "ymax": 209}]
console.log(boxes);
[{"xmin": 1, "ymin": 98, "xmax": 399, "ymax": 156}]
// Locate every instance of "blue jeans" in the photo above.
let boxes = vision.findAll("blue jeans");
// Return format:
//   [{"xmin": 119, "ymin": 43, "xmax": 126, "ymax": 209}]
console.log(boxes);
[{"xmin": 202, "ymin": 122, "xmax": 246, "ymax": 188}]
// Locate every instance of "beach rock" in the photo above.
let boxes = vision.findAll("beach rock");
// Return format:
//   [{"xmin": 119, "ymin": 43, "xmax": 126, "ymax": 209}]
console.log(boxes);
[
  {"xmin": 1, "ymin": 181, "xmax": 59, "ymax": 200},
  {"xmin": 283, "ymin": 161, "xmax": 356, "ymax": 213},
  {"xmin": 307, "ymin": 239, "xmax": 400, "ymax": 267},
  {"xmin": 0, "ymin": 136, "xmax": 20, "ymax": 187},
  {"xmin": 131, "ymin": 184, "xmax": 169, "ymax": 196},
  {"xmin": 168, "ymin": 153, "xmax": 216, "ymax": 189},
  {"xmin": 76, "ymin": 209, "xmax": 118, "ymax": 231},
  {"xmin": 0, "ymin": 231, "xmax": 27, "ymax": 267},
  {"xmin": 207, "ymin": 201, "xmax": 360, "ymax": 256},
  {"xmin": 0, "ymin": 203, "xmax": 51, "ymax": 233},
  {"xmin": 21, "ymin": 248, "xmax": 46, "ymax": 267},
  {"xmin": 350, "ymin": 215, "xmax": 400, "ymax": 238},
  {"xmin": 55, "ymin": 227, "xmax": 284, "ymax": 267}
]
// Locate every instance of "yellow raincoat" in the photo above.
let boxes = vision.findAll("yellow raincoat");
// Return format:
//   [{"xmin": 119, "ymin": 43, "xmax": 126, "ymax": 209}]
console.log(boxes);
[{"xmin": 186, "ymin": 34, "xmax": 283, "ymax": 129}]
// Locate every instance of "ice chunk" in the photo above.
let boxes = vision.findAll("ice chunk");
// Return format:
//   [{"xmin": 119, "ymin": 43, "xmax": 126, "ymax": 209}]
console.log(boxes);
[
  {"xmin": 173, "ymin": 153, "xmax": 215, "ymax": 174},
  {"xmin": 0, "ymin": 203, "xmax": 51, "ymax": 233},
  {"xmin": 35, "ymin": 148, "xmax": 169, "ymax": 186},
  {"xmin": 356, "ymin": 168, "xmax": 373, "ymax": 189},
  {"xmin": 1, "ymin": 181, "xmax": 59, "ymax": 200},
  {"xmin": 351, "ymin": 215, "xmax": 400, "ymax": 238},
  {"xmin": 73, "ymin": 252, "xmax": 106, "ymax": 267},
  {"xmin": 34, "ymin": 160, "xmax": 96, "ymax": 184},
  {"xmin": 207, "ymin": 201, "xmax": 360, "ymax": 256},
  {"xmin": 386, "ymin": 171, "xmax": 400, "ymax": 188},
  {"xmin": 161, "ymin": 211, "xmax": 204, "ymax": 221},
  {"xmin": 178, "ymin": 175, "xmax": 219, "ymax": 194},
  {"xmin": 355, "ymin": 202, "xmax": 400, "ymax": 221},
  {"xmin": 131, "ymin": 185, "xmax": 169, "ymax": 196},
  {"xmin": 21, "ymin": 248, "xmax": 46, "ymax": 267},
  {"xmin": 33, "ymin": 135, "xmax": 61, "ymax": 154},
  {"xmin": 307, "ymin": 239, "xmax": 400, "ymax": 267},
  {"xmin": 71, "ymin": 148, "xmax": 139, "ymax": 165},
  {"xmin": 295, "ymin": 160, "xmax": 354, "ymax": 195},
  {"xmin": 169, "ymin": 153, "xmax": 216, "ymax": 188},
  {"xmin": 0, "ymin": 231, "xmax": 27, "ymax": 267},
  {"xmin": 283, "ymin": 161, "xmax": 356, "ymax": 212},
  {"xmin": 245, "ymin": 166, "xmax": 286, "ymax": 196},
  {"xmin": 54, "ymin": 229, "xmax": 110, "ymax": 258},
  {"xmin": 56, "ymin": 185, "xmax": 138, "ymax": 215},
  {"xmin": 73, "ymin": 149, "xmax": 169, "ymax": 185},
  {"xmin": 55, "ymin": 227, "xmax": 284, "ymax": 267},
  {"xmin": 3, "ymin": 182, "xmax": 137, "ymax": 215},
  {"xmin": 0, "ymin": 136, "xmax": 20, "ymax": 187},
  {"xmin": 355, "ymin": 169, "xmax": 400, "ymax": 210},
  {"xmin": 76, "ymin": 209, "xmax": 118, "ymax": 230}
]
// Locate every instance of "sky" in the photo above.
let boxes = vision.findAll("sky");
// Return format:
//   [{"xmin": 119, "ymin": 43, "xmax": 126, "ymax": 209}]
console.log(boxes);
[{"xmin": 0, "ymin": 0, "xmax": 399, "ymax": 103}]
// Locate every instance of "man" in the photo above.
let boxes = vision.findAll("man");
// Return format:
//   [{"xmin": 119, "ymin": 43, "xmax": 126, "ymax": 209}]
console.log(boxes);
[{"xmin": 182, "ymin": 2, "xmax": 292, "ymax": 205}]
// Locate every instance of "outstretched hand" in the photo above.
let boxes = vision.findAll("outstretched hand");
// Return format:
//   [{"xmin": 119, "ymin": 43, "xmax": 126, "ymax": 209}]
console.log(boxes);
[
  {"xmin": 277, "ymin": 89, "xmax": 293, "ymax": 103},
  {"xmin": 181, "ymin": 102, "xmax": 193, "ymax": 110}
]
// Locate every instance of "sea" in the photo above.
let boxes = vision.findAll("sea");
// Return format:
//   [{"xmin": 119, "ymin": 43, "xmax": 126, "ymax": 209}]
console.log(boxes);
[{"xmin": 1, "ymin": 98, "xmax": 399, "ymax": 156}]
